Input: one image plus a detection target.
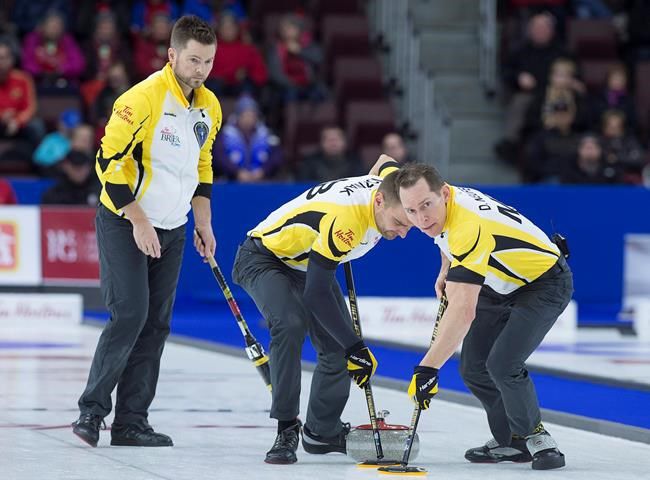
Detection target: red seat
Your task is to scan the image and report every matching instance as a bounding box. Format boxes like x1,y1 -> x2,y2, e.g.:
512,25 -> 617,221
322,15 -> 371,76
580,60 -> 620,93
249,0 -> 303,19
635,61 -> 650,138
568,19 -> 618,60
38,95 -> 82,130
284,101 -> 338,164
315,0 -> 362,16
345,100 -> 395,147
334,57 -> 385,118
359,144 -> 383,170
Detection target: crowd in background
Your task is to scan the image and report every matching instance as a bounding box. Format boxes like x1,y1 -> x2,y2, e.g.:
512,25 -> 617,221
496,0 -> 650,185
0,0 -> 410,206
3,0 -> 650,206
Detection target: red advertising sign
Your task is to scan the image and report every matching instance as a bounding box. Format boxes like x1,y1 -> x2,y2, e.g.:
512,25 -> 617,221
0,221 -> 18,271
40,207 -> 99,285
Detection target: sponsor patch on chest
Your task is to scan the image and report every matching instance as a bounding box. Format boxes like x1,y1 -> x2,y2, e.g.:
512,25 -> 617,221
160,125 -> 181,147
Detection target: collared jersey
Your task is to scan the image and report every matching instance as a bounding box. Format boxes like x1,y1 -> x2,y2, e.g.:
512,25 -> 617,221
248,164 -> 399,271
435,186 -> 560,295
96,63 -> 222,230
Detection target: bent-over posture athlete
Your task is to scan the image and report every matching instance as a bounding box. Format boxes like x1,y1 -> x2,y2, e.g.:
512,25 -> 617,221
232,155 -> 410,464
398,163 -> 572,470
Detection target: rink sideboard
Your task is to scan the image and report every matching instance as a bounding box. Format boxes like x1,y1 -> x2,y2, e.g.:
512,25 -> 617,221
5,180 -> 650,325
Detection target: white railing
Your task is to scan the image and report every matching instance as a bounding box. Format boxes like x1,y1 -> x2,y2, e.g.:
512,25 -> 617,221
479,0 -> 498,94
368,0 -> 450,175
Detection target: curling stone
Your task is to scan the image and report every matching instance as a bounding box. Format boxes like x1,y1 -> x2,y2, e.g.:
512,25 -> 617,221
346,410 -> 419,463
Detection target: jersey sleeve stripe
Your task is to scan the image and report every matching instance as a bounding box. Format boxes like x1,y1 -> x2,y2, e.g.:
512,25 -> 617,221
487,256 -> 530,284
452,226 -> 482,263
263,211 -> 326,236
193,182 -> 212,199
492,234 -> 559,257
378,161 -> 400,177
447,266 -> 485,285
105,182 -> 135,209
309,251 -> 339,270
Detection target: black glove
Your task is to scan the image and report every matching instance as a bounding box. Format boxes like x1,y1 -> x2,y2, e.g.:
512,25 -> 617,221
408,365 -> 439,409
345,341 -> 377,388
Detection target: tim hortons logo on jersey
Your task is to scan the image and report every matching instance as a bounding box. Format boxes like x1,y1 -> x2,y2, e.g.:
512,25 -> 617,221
334,229 -> 355,247
338,178 -> 382,196
0,222 -> 17,271
114,105 -> 134,125
160,125 -> 181,147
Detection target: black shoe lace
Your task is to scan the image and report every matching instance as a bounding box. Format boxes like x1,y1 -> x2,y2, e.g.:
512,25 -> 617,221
271,427 -> 298,451
76,413 -> 106,430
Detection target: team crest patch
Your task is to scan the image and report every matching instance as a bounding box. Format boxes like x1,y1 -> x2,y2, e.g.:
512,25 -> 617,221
194,121 -> 209,147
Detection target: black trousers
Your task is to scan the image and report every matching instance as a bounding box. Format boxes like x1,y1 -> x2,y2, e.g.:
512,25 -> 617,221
78,205 -> 185,428
459,256 -> 574,445
232,237 -> 351,438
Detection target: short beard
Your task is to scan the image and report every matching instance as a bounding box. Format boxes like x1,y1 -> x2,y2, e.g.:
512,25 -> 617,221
172,68 -> 202,91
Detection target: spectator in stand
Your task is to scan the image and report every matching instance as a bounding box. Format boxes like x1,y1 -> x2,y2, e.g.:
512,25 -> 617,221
182,0 -> 248,24
213,95 -> 282,182
133,12 -> 173,81
382,132 -> 414,164
495,13 -> 568,162
21,10 -> 85,91
33,108 -> 81,172
80,11 -> 128,111
75,1 -> 131,42
11,0 -> 70,36
206,12 -> 267,97
298,126 -> 364,182
41,150 -> 101,206
0,37 -> 44,154
268,14 -> 325,102
588,63 -> 636,132
83,11 -> 126,83
574,0 -> 613,18
561,133 -> 621,184
0,179 -> 17,204
93,62 -> 131,133
131,0 -> 179,33
600,109 -> 645,183
525,57 -> 588,136
524,98 -> 580,183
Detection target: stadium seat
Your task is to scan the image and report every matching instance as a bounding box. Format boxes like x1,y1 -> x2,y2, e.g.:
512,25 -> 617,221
38,95 -> 82,130
568,19 -> 618,60
359,144 -> 383,170
635,61 -> 650,138
249,0 -> 304,19
580,60 -> 620,93
314,0 -> 362,16
322,15 -> 372,76
284,101 -> 338,164
345,100 -> 395,147
333,56 -> 385,122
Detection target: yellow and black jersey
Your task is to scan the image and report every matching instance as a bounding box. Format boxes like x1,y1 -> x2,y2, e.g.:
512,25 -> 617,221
248,163 -> 399,271
436,186 -> 560,295
96,63 -> 222,230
